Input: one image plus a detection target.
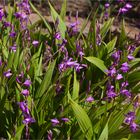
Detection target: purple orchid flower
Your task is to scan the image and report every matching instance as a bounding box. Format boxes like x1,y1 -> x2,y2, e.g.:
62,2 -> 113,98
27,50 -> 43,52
10,44 -> 17,52
120,62 -> 129,73
107,67 -> 117,77
86,96 -> 94,103
0,8 -> 4,21
61,118 -> 69,122
18,101 -> 30,116
21,89 -> 29,96
23,116 -> 35,124
130,122 -> 139,132
124,111 -> 135,125
4,69 -> 12,78
106,84 -> 117,99
23,79 -> 32,87
120,89 -> 131,98
47,130 -> 53,140
105,3 -> 110,8
127,54 -> 134,61
51,118 -> 60,126
16,72 -> 24,84
116,74 -> 123,80
125,3 -> 132,9
32,40 -> 39,47
9,31 -> 16,38
54,32 -> 61,40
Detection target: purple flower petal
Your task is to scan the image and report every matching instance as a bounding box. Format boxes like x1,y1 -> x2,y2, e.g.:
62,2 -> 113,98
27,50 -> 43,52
124,111 -> 135,125
23,116 -> 35,124
18,101 -> 30,115
125,3 -> 132,9
32,40 -> 39,47
47,130 -> 53,140
107,67 -> 116,77
9,31 -> 16,38
10,44 -> 17,52
120,62 -> 129,73
86,96 -> 94,103
0,9 -> 4,20
61,118 -> 69,122
4,69 -> 12,78
23,79 -> 32,87
51,118 -> 59,126
116,74 -> 123,80
54,32 -> 61,40
121,81 -> 129,88
130,122 -> 139,132
105,3 -> 110,8
119,8 -> 128,14
127,55 -> 134,61
120,89 -> 131,98
21,89 -> 29,96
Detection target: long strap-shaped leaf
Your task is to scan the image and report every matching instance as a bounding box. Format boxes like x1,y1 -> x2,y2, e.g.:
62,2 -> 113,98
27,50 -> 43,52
85,56 -> 108,74
98,121 -> 108,140
29,1 -> 52,34
49,2 -> 66,38
60,0 -> 67,20
100,18 -> 114,39
35,60 -> 56,100
72,70 -> 79,103
69,97 -> 93,139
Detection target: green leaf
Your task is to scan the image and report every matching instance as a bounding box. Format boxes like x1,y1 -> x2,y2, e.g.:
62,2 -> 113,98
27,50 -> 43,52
106,37 -> 117,54
31,43 -> 43,77
77,9 -> 95,40
72,70 -> 79,102
108,105 -> 131,135
85,57 -> 108,74
37,85 -> 55,113
7,52 -> 14,69
35,60 -> 56,100
98,122 -> 108,140
129,58 -> 140,68
49,2 -> 66,38
87,15 -> 97,55
69,97 -> 93,139
92,102 -> 116,121
118,20 -> 127,47
29,1 -> 52,33
13,46 -> 20,69
14,124 -> 25,140
128,71 -> 140,83
133,46 -> 140,57
100,18 -> 114,39
60,0 -> 67,20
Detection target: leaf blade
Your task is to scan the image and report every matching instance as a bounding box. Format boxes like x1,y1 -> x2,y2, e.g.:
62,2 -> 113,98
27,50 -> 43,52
85,56 -> 108,74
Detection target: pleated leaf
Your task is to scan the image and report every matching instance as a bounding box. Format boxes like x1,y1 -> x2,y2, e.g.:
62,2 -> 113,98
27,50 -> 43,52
98,122 -> 108,140
49,2 -> 66,38
72,70 -> 79,102
106,37 -> 117,54
35,60 -> 56,100
69,98 -> 93,139
85,57 -> 108,74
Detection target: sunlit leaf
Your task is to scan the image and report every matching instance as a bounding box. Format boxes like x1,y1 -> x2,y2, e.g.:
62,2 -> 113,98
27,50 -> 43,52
49,2 -> 66,38
85,56 -> 108,74
72,70 -> 79,102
